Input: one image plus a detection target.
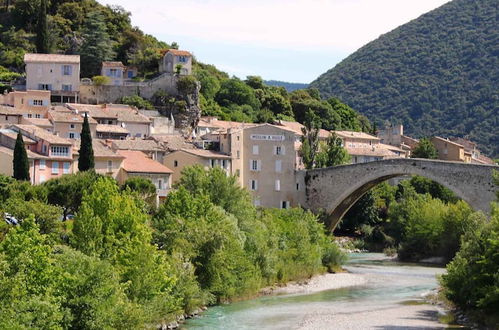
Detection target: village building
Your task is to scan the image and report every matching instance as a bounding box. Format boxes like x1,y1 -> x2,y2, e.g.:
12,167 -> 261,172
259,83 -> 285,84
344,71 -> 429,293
24,54 -> 80,103
431,136 -> 465,162
117,150 -> 173,205
110,138 -> 166,163
71,140 -> 124,180
1,125 -> 75,184
163,148 -> 231,184
0,106 -> 23,125
159,49 -> 192,75
48,110 -> 97,139
101,61 -> 126,86
0,90 -> 51,119
96,124 -> 129,139
377,124 -> 419,156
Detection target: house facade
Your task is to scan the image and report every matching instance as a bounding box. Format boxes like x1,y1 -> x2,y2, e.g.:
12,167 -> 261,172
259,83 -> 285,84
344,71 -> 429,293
431,136 -> 465,162
159,49 -> 192,75
24,54 -> 80,103
101,61 -> 125,86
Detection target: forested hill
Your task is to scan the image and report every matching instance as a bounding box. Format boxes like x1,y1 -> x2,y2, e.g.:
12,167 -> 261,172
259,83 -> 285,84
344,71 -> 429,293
264,80 -> 309,92
310,0 -> 498,157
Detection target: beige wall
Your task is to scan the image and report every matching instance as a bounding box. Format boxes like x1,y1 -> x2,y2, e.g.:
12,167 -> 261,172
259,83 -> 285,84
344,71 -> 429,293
0,114 -> 22,125
123,122 -> 150,138
101,66 -> 124,86
160,53 -> 192,75
431,137 -> 465,162
0,90 -> 50,113
26,62 -> 80,93
236,125 -> 302,209
53,121 -> 97,139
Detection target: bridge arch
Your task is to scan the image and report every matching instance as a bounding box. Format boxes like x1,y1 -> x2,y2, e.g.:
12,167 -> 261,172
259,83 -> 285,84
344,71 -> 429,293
304,159 -> 497,230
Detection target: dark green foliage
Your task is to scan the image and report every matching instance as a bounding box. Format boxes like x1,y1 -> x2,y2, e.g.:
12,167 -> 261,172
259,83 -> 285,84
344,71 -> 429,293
339,191 -> 381,235
311,0 -> 498,157
409,175 -> 458,203
79,10 -> 115,77
215,78 -> 261,112
441,208 -> 499,318
4,198 -> 61,234
176,75 -> 198,96
35,0 -> 49,53
411,137 -> 438,159
120,95 -> 154,110
315,133 -> 351,168
13,131 -> 29,181
78,113 -> 94,171
264,80 -> 309,92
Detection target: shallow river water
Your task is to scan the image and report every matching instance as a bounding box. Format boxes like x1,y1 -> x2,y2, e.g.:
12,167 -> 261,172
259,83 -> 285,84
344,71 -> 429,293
183,253 -> 448,329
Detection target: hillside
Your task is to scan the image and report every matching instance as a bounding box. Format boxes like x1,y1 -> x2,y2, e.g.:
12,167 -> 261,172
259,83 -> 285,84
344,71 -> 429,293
310,0 -> 498,157
264,80 -> 309,92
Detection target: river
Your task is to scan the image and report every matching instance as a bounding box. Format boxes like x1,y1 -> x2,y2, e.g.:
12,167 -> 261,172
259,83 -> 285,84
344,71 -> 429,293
182,253 -> 453,329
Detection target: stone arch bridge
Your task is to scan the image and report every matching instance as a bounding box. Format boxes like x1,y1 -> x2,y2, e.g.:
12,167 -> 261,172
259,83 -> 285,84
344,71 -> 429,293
303,158 -> 498,230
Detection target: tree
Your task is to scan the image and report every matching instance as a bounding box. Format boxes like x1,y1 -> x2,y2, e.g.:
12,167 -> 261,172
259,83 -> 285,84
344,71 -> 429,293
300,110 -> 321,169
79,11 -> 115,77
315,133 -> 351,168
176,75 -> 198,96
35,0 -> 49,53
411,137 -> 438,159
13,131 -> 30,181
120,95 -> 154,110
78,113 -> 94,171
92,75 -> 110,86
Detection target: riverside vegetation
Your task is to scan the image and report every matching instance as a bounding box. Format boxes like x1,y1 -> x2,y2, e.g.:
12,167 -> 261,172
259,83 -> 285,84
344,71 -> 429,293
0,166 -> 345,328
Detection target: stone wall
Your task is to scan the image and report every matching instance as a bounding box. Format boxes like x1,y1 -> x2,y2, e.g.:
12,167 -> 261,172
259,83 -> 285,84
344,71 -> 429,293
79,74 -> 179,104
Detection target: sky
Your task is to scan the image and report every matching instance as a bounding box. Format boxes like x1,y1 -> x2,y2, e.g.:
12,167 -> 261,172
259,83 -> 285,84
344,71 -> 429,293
99,0 -> 451,83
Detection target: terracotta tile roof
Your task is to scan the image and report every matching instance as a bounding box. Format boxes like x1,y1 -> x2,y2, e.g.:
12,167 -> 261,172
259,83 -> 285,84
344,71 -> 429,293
0,106 -> 23,116
118,150 -> 173,174
152,134 -> 195,151
0,129 -> 37,144
334,130 -> 380,141
102,61 -> 125,67
432,136 -> 464,148
105,106 -> 151,123
473,154 -> 496,165
49,111 -> 97,124
65,104 -> 116,119
21,117 -> 53,128
275,120 -> 330,138
346,146 -> 402,157
12,124 -> 73,145
198,117 -> 258,130
164,49 -> 192,57
24,53 -> 80,64
96,124 -> 129,134
180,148 -> 231,159
111,139 -> 163,152
0,145 -> 48,160
92,140 -> 125,158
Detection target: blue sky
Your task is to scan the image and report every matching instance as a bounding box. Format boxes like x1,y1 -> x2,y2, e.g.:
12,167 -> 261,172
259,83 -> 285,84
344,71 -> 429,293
99,0 -> 451,83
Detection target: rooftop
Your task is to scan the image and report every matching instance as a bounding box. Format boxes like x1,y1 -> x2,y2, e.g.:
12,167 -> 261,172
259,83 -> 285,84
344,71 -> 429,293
91,140 -> 124,158
180,148 -> 232,159
102,61 -> 125,67
12,124 -> 73,145
20,117 -> 53,128
0,145 -> 48,160
49,111 -> 97,124
0,129 -> 37,144
111,138 -> 163,151
334,130 -> 380,141
24,53 -> 80,64
152,134 -> 195,151
164,49 -> 192,57
0,106 -> 24,116
432,136 -> 464,148
275,120 -> 330,138
96,124 -> 129,134
118,150 -> 173,174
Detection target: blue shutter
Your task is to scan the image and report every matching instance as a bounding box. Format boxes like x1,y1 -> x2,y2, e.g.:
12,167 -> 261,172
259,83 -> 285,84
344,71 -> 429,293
43,100 -> 49,106
68,66 -> 72,76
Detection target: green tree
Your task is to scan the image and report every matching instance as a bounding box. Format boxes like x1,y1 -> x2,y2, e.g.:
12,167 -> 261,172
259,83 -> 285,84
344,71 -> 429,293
13,131 -> 29,181
78,113 -> 94,171
315,133 -> 351,168
411,137 -> 438,159
92,75 -> 110,86
4,198 -> 61,234
79,10 -> 115,77
300,110 -> 321,169
215,78 -> 260,111
120,95 -> 154,110
176,75 -> 198,96
35,0 -> 49,53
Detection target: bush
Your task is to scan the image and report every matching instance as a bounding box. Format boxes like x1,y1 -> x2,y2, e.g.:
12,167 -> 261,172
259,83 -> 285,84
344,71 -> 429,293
120,95 -> 154,110
176,75 -> 198,95
91,75 -> 110,86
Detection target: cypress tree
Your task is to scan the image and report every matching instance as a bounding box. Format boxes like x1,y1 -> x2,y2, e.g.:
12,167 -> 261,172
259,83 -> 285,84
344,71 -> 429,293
13,131 -> 30,181
78,113 -> 94,171
35,0 -> 50,53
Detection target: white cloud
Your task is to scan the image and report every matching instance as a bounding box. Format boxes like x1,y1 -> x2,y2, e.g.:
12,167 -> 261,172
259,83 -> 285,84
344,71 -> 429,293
101,0 -> 451,52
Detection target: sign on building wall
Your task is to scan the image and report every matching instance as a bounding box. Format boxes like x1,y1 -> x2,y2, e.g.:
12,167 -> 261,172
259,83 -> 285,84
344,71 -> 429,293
250,134 -> 285,141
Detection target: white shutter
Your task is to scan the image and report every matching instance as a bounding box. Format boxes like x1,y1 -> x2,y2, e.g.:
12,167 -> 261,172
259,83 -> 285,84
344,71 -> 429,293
257,160 -> 262,171
275,160 -> 282,172
275,180 -> 280,191
252,145 -> 259,155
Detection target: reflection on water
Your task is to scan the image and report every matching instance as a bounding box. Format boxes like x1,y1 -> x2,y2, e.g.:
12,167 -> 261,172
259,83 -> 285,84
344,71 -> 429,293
183,253 -> 446,329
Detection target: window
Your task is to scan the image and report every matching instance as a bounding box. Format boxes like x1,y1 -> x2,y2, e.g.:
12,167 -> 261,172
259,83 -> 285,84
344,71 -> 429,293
174,160 -> 178,167
281,201 -> 290,209
250,160 -> 260,171
63,162 -> 70,174
52,162 -> 59,174
127,71 -> 134,78
178,56 -> 187,63
222,159 -> 227,168
236,136 -> 240,141
296,183 -> 300,191
42,145 -> 47,154
39,159 -> 46,170
51,146 -> 69,157
69,132 -> 75,139
70,124 -> 75,129
35,114 -> 41,119
109,69 -> 118,77
62,65 -> 72,76
249,179 -> 258,191
27,114 -> 32,118
38,84 -> 52,91
252,145 -> 259,155
33,99 -> 43,106
236,150 -> 240,158
275,180 -> 281,191
275,146 -> 285,155
62,84 -> 72,92
275,160 -> 282,172
107,160 -> 113,173
158,179 -> 163,190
